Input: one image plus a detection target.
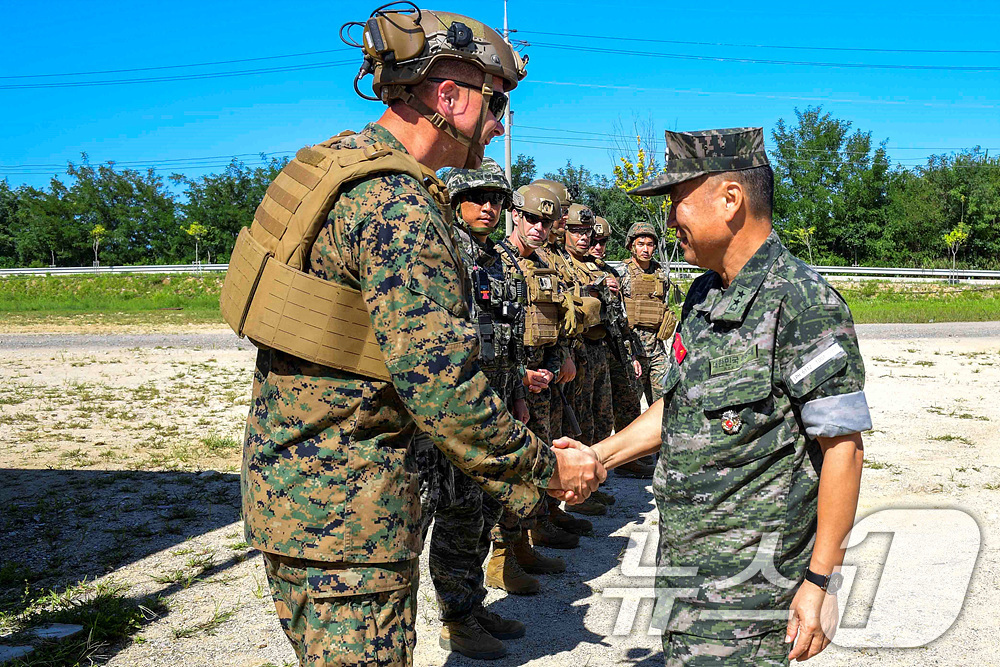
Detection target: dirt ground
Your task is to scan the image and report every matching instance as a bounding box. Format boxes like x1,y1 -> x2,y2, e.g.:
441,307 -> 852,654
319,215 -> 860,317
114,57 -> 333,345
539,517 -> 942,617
1,324 -> 998,666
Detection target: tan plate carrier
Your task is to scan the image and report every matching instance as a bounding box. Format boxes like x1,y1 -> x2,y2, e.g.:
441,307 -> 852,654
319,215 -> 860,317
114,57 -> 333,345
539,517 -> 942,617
219,132 -> 445,382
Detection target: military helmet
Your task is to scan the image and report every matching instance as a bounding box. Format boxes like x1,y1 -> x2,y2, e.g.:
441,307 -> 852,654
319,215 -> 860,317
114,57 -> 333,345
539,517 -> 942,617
626,221 -> 659,248
349,8 -> 526,101
592,216 -> 612,239
345,7 -> 527,169
442,157 -> 511,204
530,179 -> 571,208
512,184 -> 558,220
566,203 -> 595,227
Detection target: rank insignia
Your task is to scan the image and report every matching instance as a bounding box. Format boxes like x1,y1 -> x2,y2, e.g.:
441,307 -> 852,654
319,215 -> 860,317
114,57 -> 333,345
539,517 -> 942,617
721,410 -> 742,435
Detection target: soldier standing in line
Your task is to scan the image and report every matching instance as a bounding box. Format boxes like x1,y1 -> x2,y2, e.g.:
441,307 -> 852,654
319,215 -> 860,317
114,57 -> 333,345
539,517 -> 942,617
585,127 -> 870,665
411,158 -> 542,659
485,184 -> 582,595
527,179 -> 597,539
228,9 -> 605,665
588,217 -> 653,479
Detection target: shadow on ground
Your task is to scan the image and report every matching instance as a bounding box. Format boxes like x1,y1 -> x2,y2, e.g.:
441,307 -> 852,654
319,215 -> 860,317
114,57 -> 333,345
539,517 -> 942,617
0,468 -> 243,664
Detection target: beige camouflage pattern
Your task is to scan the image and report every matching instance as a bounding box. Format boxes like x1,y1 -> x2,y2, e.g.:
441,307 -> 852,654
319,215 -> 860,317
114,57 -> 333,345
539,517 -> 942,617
621,256 -> 671,404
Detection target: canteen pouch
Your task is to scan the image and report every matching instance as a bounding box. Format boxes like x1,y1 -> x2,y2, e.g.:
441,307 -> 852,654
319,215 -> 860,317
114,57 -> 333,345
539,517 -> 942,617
656,307 -> 679,341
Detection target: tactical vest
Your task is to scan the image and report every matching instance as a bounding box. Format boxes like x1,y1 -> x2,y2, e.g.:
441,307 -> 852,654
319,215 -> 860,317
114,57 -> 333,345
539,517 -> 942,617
518,256 -> 561,347
220,131 -> 451,381
462,233 -> 526,375
623,258 -> 668,330
569,255 -> 607,340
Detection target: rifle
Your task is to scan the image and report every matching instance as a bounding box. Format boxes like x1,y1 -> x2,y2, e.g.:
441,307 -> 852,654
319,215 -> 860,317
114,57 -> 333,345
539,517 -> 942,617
557,384 -> 583,437
588,274 -> 640,392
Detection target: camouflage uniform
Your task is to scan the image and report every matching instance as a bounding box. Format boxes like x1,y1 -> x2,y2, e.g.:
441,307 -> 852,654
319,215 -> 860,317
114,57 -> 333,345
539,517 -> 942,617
632,128 -> 872,665
620,256 -> 671,405
566,252 -> 614,446
242,124 -> 554,665
595,261 -> 643,432
414,217 -> 527,622
544,239 -> 576,441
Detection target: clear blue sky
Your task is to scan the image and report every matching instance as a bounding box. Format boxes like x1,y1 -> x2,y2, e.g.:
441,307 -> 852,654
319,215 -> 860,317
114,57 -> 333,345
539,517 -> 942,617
2,0 -> 998,190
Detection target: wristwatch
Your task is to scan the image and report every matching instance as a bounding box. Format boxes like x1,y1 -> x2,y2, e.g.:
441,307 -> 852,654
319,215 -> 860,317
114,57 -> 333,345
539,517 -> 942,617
804,568 -> 844,594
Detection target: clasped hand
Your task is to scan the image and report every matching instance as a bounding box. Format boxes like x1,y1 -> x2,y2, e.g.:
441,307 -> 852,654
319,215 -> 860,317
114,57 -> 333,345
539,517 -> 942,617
545,437 -> 607,504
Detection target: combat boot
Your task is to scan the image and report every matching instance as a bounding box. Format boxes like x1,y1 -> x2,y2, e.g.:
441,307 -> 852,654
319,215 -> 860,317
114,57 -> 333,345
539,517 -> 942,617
566,496 -> 607,516
529,517 -> 580,549
548,504 -> 593,535
472,604 -> 526,639
591,489 -> 616,505
486,542 -> 541,595
615,457 -> 655,479
511,531 -> 566,574
440,614 -> 507,660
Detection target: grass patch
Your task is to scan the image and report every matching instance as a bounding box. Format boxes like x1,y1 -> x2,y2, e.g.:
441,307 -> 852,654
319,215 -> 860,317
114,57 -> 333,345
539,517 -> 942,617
202,434 -> 240,455
171,603 -> 237,639
2,579 -> 166,666
930,434 -> 975,446
837,281 -> 1000,324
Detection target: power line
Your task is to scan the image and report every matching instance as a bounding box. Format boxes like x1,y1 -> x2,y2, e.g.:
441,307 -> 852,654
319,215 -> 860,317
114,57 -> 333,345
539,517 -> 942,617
0,49 -> 355,80
528,41 -> 1000,72
0,60 -> 356,90
516,30 -> 1000,56
525,79 -> 1000,110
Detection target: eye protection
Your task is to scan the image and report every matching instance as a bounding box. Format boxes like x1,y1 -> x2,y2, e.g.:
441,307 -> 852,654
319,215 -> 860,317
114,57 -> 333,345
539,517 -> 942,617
426,77 -> 508,118
462,191 -> 508,208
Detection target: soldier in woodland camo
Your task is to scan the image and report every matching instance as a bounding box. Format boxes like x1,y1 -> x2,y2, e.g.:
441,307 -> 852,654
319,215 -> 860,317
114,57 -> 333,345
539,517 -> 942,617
589,127 -> 871,666
242,9 -> 604,666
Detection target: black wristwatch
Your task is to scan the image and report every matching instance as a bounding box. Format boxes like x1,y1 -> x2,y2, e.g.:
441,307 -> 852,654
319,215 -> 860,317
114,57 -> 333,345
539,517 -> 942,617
804,568 -> 843,594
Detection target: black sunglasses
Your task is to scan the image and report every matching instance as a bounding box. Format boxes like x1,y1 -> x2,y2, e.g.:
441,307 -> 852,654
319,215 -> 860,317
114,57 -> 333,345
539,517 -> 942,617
426,77 -> 508,118
521,211 -> 553,227
461,191 -> 508,208
591,237 -> 609,245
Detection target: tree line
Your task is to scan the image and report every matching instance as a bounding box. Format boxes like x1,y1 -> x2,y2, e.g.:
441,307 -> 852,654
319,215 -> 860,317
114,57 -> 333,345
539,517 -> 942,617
1,106 -> 997,269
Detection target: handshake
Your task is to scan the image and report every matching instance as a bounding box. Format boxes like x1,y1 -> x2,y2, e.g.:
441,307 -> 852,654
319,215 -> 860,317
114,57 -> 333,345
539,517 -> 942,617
545,437 -> 607,504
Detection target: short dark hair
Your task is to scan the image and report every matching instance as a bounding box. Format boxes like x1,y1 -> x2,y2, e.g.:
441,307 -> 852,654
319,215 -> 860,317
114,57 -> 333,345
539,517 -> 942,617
714,165 -> 773,220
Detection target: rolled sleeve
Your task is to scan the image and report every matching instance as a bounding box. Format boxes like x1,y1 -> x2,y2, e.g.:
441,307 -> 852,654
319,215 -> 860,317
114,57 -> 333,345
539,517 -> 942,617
800,390 -> 872,438
777,299 -> 870,438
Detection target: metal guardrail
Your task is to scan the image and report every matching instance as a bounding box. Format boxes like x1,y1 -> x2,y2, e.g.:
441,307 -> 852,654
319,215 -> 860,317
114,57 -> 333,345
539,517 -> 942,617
1,262 -> 998,282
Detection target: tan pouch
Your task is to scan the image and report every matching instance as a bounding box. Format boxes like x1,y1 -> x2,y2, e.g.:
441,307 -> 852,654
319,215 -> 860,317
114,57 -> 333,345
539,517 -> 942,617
579,295 -> 603,329
525,303 -> 560,347
625,297 -> 666,328
656,308 -> 679,341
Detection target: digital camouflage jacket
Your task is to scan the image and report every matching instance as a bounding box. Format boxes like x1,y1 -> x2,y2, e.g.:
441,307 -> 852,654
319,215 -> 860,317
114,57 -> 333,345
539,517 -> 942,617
242,124 -> 555,570
654,231 -> 872,639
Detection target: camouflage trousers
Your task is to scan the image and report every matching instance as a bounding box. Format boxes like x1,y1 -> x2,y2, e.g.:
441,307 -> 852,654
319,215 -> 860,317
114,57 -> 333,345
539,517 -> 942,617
264,553 -> 417,666
414,369 -> 514,621
567,339 -> 611,446
527,383 -> 560,520
664,630 -> 789,666
636,328 -> 669,405
607,346 -> 642,434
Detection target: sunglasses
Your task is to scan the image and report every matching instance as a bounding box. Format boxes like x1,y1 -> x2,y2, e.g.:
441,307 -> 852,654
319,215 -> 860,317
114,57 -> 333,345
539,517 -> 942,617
521,211 -> 553,227
566,226 -> 593,236
591,238 -> 609,246
426,77 -> 508,118
461,191 -> 508,208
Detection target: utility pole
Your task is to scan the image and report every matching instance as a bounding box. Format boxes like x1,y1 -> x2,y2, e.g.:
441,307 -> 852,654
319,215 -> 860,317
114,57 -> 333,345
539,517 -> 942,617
503,0 -> 513,236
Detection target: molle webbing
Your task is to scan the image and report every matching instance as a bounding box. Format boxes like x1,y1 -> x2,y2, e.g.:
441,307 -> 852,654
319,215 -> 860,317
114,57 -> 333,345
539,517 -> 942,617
220,134 -> 445,380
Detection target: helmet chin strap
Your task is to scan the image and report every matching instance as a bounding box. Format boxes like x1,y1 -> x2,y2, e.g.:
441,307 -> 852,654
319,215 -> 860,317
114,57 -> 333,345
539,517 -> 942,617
516,222 -> 544,249
391,70 -> 493,169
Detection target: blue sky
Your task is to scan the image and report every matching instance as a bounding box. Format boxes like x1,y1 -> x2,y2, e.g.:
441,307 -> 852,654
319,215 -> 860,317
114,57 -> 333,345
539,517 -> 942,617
2,0 -> 998,191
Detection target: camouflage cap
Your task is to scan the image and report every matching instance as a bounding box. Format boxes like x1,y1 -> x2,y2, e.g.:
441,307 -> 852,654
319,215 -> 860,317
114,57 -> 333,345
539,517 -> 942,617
442,157 -> 511,204
592,216 -> 612,239
630,127 -> 770,197
565,203 -> 594,227
626,221 -> 659,247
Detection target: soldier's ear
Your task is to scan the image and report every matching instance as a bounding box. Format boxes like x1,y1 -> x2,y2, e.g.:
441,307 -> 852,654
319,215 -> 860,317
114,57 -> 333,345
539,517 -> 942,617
721,179 -> 744,223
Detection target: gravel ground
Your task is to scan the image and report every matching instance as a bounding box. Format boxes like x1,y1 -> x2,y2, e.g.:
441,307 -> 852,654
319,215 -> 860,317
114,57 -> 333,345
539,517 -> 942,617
1,323 -> 997,666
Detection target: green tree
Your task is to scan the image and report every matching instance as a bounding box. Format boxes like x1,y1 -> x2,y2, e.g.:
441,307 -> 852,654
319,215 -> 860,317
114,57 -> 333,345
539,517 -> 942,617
185,221 -> 207,265
91,224 -> 107,266
172,156 -> 286,262
0,180 -> 18,267
511,153 -> 535,189
943,219 -> 970,277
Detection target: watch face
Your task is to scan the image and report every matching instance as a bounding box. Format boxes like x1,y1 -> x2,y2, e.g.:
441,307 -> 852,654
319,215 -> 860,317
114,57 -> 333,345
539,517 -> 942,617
827,572 -> 844,594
